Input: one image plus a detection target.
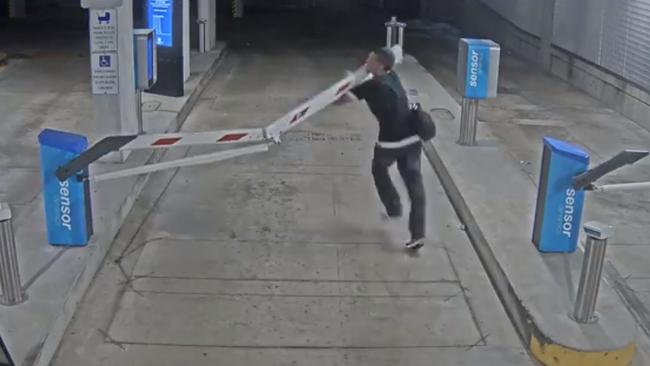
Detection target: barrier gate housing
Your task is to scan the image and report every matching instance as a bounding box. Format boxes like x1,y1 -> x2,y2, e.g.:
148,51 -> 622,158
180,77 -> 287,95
533,136 -> 649,253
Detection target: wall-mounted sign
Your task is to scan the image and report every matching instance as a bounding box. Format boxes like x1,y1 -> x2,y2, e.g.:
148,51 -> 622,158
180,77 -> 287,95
147,0 -> 174,47
89,9 -> 119,95
90,9 -> 117,52
91,52 -> 119,94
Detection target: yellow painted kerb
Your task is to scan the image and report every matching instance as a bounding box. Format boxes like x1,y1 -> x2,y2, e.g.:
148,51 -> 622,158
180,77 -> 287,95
530,334 -> 636,366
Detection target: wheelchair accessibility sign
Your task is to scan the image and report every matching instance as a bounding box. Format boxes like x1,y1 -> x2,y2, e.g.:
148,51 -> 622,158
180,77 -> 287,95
91,52 -> 118,95
89,8 -> 118,95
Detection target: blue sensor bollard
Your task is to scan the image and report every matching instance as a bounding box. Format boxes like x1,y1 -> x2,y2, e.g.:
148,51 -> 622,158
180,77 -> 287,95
456,38 -> 500,146
38,129 -> 93,246
532,137 -> 590,253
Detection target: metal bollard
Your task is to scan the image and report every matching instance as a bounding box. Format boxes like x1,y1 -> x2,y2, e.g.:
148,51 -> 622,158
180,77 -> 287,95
458,98 -> 479,146
136,89 -> 144,135
385,16 -> 406,48
385,16 -> 396,47
572,222 -> 612,323
397,23 -> 405,48
0,203 -> 26,306
197,19 -> 207,53
386,24 -> 393,48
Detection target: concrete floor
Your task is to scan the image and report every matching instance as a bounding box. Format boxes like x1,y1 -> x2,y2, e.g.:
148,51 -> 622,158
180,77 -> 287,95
0,19 -> 228,366
51,12 -> 531,366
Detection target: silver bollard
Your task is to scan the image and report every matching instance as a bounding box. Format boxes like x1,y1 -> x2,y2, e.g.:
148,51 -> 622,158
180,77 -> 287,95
386,24 -> 393,48
385,16 -> 406,48
385,16 -> 396,47
136,89 -> 144,135
0,203 -> 26,306
572,222 -> 612,323
197,19 -> 207,54
386,23 -> 393,47
458,98 -> 479,146
397,23 -> 405,48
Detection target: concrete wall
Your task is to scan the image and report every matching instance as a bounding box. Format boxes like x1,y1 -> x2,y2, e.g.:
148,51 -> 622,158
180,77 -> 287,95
418,0 -> 462,22
461,0 -> 650,133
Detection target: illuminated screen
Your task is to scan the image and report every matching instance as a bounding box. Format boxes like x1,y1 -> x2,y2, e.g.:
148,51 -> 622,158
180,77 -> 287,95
147,0 -> 173,47
147,36 -> 154,81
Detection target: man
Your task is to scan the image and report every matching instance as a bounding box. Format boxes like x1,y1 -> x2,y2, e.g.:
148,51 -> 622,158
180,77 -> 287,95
338,47 -> 425,250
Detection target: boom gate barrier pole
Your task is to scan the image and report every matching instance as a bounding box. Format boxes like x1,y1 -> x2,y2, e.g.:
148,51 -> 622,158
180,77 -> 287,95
46,18 -> 407,245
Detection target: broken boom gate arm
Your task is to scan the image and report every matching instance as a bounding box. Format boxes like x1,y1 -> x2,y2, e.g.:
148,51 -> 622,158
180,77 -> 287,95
55,44 -> 403,183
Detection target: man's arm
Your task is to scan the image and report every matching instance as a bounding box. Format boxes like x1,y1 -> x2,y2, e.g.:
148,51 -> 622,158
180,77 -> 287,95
334,92 -> 358,105
335,79 -> 374,105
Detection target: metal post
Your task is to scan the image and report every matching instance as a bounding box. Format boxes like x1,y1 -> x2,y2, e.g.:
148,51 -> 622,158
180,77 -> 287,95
458,98 -> 479,146
398,25 -> 405,48
0,203 -> 26,306
386,16 -> 398,47
573,222 -> 611,323
197,19 -> 207,53
386,24 -> 393,48
136,89 -> 144,135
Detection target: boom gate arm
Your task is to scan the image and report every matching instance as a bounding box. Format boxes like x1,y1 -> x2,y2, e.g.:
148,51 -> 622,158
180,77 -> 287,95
55,44 -> 403,183
572,149 -> 649,191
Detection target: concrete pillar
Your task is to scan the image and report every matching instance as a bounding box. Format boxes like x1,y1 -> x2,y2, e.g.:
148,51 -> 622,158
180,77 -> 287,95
92,0 -> 138,160
540,0 -> 556,70
8,0 -> 26,18
198,0 -> 217,50
183,0 -> 190,82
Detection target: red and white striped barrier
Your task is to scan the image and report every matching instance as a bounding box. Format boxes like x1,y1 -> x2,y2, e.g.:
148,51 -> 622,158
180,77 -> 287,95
118,129 -> 267,151
265,44 -> 402,141
56,38 -> 404,182
92,143 -> 271,182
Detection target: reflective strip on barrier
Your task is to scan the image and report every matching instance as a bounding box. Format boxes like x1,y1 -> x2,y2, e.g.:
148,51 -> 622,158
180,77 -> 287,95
92,143 -> 271,182
264,44 -> 402,141
119,129 -> 267,150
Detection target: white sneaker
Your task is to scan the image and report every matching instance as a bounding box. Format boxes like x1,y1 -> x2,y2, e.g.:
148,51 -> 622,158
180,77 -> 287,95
405,238 -> 425,250
381,213 -> 400,221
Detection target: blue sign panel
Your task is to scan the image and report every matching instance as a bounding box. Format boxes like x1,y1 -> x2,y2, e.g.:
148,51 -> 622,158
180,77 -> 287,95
464,39 -> 491,99
147,0 -> 173,47
532,137 -> 590,253
38,129 -> 93,246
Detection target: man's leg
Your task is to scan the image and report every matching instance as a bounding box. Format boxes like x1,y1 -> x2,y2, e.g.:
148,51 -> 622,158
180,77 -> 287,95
372,145 -> 402,217
397,143 -> 426,244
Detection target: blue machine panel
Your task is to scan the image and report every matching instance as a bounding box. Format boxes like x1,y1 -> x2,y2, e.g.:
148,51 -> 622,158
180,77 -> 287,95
147,0 -> 173,47
457,39 -> 500,100
38,129 -> 93,246
464,40 -> 490,99
532,137 -> 590,253
147,36 -> 155,80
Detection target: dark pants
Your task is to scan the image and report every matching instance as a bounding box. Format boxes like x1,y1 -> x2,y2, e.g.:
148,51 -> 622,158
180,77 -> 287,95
372,142 -> 426,240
